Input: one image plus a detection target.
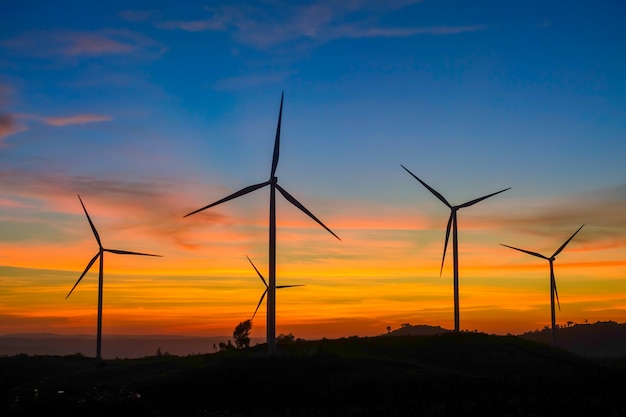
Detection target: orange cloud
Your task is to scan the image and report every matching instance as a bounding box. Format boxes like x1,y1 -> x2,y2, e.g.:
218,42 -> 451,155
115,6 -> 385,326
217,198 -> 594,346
43,114 -> 112,126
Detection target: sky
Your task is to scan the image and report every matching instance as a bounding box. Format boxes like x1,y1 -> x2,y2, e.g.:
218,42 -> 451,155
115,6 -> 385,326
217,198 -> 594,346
1,0 -> 625,343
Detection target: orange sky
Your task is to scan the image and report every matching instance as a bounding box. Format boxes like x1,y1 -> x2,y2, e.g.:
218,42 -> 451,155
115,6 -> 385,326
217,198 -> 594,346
1,188 -> 625,341
2,0 -> 626,348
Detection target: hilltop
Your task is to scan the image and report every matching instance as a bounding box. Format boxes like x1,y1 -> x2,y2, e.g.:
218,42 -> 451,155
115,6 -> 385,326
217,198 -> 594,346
387,321 -> 626,358
2,332 -> 626,416
519,320 -> 626,358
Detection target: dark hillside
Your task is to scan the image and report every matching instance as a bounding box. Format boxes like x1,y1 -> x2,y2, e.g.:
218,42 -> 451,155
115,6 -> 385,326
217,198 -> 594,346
2,333 -> 626,416
519,321 -> 626,358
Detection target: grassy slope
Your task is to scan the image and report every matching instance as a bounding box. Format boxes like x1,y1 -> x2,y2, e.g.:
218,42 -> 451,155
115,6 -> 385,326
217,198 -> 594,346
2,333 -> 626,416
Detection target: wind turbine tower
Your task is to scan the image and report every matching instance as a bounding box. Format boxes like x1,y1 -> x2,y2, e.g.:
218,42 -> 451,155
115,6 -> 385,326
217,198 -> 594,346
401,165 -> 510,332
185,93 -> 339,354
501,224 -> 584,345
66,195 -> 161,360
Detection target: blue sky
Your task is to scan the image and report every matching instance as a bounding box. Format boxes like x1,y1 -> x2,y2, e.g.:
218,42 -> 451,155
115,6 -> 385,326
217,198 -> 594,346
1,1 -> 625,338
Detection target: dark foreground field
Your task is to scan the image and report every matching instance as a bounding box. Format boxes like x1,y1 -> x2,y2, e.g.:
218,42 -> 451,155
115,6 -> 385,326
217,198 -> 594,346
2,333 -> 626,416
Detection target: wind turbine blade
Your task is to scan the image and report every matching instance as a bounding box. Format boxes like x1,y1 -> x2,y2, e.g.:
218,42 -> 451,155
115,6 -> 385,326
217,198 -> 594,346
275,184 -> 341,241
440,213 -> 453,276
105,249 -> 162,257
252,290 -> 267,320
457,187 -> 511,208
66,252 -> 100,299
246,255 -> 267,287
276,285 -> 306,289
500,244 -> 548,260
270,92 -> 284,178
552,268 -> 561,312
184,180 -> 271,217
400,165 -> 451,208
78,195 -> 102,247
552,224 -> 585,258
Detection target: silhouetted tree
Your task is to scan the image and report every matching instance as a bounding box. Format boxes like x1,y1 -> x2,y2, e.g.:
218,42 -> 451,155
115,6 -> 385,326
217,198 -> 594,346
233,319 -> 252,349
276,333 -> 295,344
386,326 -> 392,334
218,340 -> 235,352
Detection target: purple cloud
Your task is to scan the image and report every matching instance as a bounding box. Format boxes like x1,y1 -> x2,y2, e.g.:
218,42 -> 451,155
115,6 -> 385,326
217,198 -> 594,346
153,1 -> 485,49
1,29 -> 167,60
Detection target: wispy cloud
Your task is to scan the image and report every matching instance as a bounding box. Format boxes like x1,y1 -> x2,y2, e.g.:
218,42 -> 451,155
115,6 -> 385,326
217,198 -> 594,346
0,113 -> 26,143
43,114 -> 112,127
151,1 -> 485,49
1,29 -> 167,60
0,83 -> 25,143
485,184 -> 626,251
1,111 -> 112,142
0,168 -> 227,253
118,9 -> 161,23
157,17 -> 227,32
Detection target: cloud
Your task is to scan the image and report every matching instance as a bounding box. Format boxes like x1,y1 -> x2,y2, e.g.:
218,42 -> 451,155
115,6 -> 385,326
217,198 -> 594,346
335,25 -> 486,38
118,9 -> 161,22
157,18 -> 227,32
43,114 -> 112,127
0,168 -> 229,253
0,83 -> 26,143
1,29 -> 167,60
0,111 -> 112,142
483,184 -> 626,251
154,1 -> 485,49
0,113 -> 26,143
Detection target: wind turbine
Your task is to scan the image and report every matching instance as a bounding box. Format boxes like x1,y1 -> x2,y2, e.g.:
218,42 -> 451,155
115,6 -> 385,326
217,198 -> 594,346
184,92 -> 340,354
66,195 -> 161,360
401,164 -> 510,332
246,255 -> 304,321
501,224 -> 584,346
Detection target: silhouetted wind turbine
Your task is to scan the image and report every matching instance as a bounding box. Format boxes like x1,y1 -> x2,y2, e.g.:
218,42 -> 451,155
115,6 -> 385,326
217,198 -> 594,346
246,255 -> 304,321
501,224 -> 584,346
401,164 -> 510,332
185,92 -> 340,354
66,195 -> 161,360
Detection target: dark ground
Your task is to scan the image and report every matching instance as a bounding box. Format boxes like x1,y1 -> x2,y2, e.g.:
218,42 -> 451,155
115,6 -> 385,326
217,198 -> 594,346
2,332 -> 626,416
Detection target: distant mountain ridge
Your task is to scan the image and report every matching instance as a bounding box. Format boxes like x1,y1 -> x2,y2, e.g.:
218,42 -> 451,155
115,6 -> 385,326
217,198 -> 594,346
386,321 -> 626,358
3,320 -> 626,359
0,334 -> 264,359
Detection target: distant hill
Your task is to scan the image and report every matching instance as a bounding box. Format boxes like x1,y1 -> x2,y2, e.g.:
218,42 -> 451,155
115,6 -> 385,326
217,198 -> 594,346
518,321 -> 626,358
0,334 -> 264,359
386,323 -> 450,336
385,321 -> 626,358
2,333 -> 626,416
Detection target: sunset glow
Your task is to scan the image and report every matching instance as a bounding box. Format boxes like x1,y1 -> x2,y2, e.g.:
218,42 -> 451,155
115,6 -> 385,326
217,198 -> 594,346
1,1 -> 625,344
